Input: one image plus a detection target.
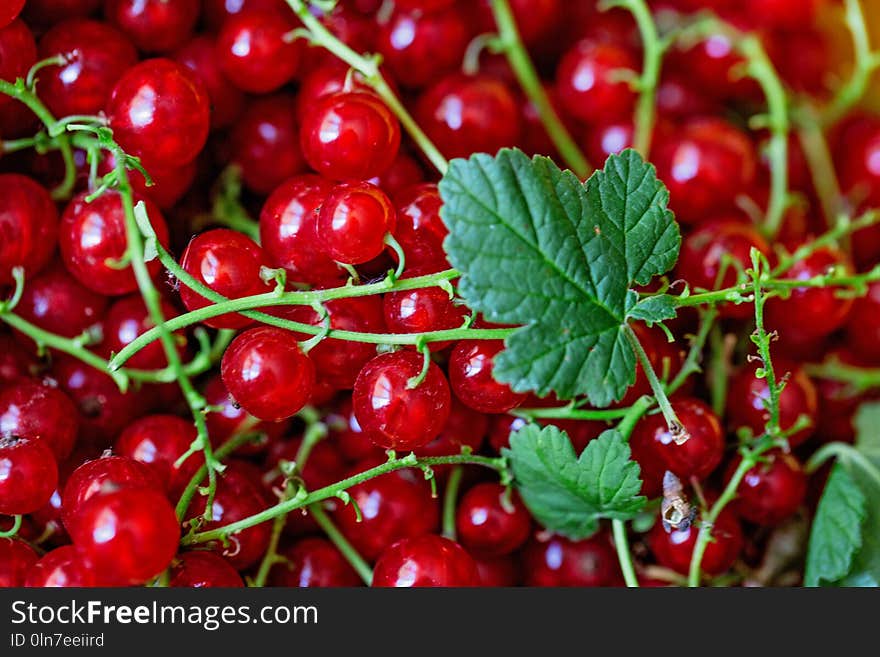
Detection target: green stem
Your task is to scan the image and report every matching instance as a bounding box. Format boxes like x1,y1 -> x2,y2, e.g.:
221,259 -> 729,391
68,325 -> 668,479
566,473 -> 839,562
285,0 -> 448,174
488,0 -> 591,177
616,395 -> 654,440
513,405 -> 633,421
796,109 -> 843,228
309,502 -> 374,585
612,519 -> 638,587
0,515 -> 22,539
442,466 -> 464,540
674,286 -> 749,308
182,453 -> 507,546
666,307 -> 717,395
804,360 -> 880,394
806,442 -> 880,489
749,256 -> 782,437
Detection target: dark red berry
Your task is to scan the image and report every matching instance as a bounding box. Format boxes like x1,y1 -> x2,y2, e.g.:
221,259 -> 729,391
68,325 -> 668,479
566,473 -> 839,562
383,276 -> 467,344
269,537 -> 361,587
25,545 -> 96,587
391,183 -> 449,271
317,182 -> 396,265
174,35 -> 244,129
845,280 -> 880,364
99,295 -> 186,371
649,507 -> 743,576
0,435 -> 58,515
456,483 -> 531,558
415,397 -> 488,459
521,532 -> 621,586
727,450 -> 807,526
449,340 -> 526,414
114,415 -> 201,495
105,0 -> 199,53
0,538 -> 37,587
555,39 -> 637,124
372,535 -> 478,587
0,1 -> 24,28
0,174 -> 58,286
0,20 -> 36,108
202,375 -> 286,453
169,552 -> 244,587
0,378 -> 79,460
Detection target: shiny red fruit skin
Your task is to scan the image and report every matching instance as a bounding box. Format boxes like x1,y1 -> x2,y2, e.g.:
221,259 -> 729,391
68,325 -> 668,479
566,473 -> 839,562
675,218 -> 771,319
456,483 -> 531,558
649,508 -> 743,576
555,40 -> 637,124
202,375 -> 287,454
105,0 -> 199,53
61,455 -> 161,534
259,174 -> 343,287
202,0 -> 285,32
24,545 -> 97,587
653,118 -> 757,225
174,35 -> 244,129
334,461 -> 439,561
179,228 -> 271,330
0,0 -> 24,28
295,60 -> 373,123
352,350 -> 451,450
630,398 -> 724,481
114,414 -> 201,494
23,0 -> 102,24
70,486 -> 179,585
475,0 -> 561,46
99,295 -> 185,371
106,58 -> 210,169
449,341 -> 526,414
726,363 -> 818,447
416,74 -> 522,160
0,174 -> 58,286
300,91 -> 401,181
521,533 -> 622,586
230,94 -> 307,195
727,450 -> 807,526
391,183 -> 449,271
376,7 -> 470,89
0,436 -> 58,515
415,397 -> 488,459
0,20 -> 36,108
845,280 -> 880,364
169,552 -> 244,588
96,150 -> 197,211
317,182 -> 396,265
220,326 -> 316,421
38,19 -> 138,118
59,191 -> 169,296
216,8 -> 300,94
372,535 -> 479,587
0,538 -> 38,587
474,554 -> 521,586
0,336 -> 36,384
269,537 -> 361,587
383,278 -> 467,345
764,247 -> 854,343
0,379 -> 79,460
14,262 -> 107,344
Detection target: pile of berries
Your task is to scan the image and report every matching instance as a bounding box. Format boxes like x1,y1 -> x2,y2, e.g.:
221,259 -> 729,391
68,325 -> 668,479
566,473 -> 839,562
0,0 -> 878,588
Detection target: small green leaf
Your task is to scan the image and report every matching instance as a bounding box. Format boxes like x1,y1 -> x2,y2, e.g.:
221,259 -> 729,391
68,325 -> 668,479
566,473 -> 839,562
439,148 -> 679,406
503,425 -> 646,539
804,463 -> 866,587
627,294 -> 677,323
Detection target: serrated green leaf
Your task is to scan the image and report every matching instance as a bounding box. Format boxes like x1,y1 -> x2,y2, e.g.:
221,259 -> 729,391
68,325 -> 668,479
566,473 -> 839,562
502,425 -> 646,539
804,463 -> 866,587
439,148 -> 679,406
627,294 -> 677,323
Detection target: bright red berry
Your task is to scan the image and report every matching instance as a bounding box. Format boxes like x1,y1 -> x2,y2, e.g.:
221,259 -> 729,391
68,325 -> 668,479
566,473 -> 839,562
99,295 -> 185,371
456,483 -> 531,558
0,538 -> 38,587
0,435 -> 58,515
391,183 -> 449,271
845,280 -> 880,364
555,39 -> 637,124
649,507 -> 743,576
0,1 -> 24,28
169,552 -> 244,587
728,450 -> 807,526
521,532 -> 621,586
174,35 -> 244,129
0,378 -> 79,460
0,174 -> 58,286
114,415 -> 201,495
269,537 -> 361,587
0,20 -> 36,108
372,535 -> 478,587
105,0 -> 199,53
449,341 -> 526,414
317,182 -> 396,265
25,545 -> 97,587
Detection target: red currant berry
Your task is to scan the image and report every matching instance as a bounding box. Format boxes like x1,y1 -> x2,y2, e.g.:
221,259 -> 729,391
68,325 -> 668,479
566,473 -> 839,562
325,399 -> 382,463
475,0 -> 561,46
0,0 -> 24,28
456,483 -> 531,558
372,535 -> 478,587
24,545 -> 97,587
352,350 -> 451,450
376,7 -> 469,88
629,423 -> 667,498
220,326 -> 316,421
487,413 -> 528,454
675,218 -> 771,318
764,247 -> 854,344
391,183 -> 449,271
317,182 -> 396,265
0,174 -> 58,286
23,0 -> 102,24
334,460 -> 439,560
0,336 -> 36,384
269,537 -> 361,587
0,538 -> 37,587
368,151 -> 424,200
295,60 -> 372,123
99,295 -> 185,371
473,555 -> 520,586
383,277 -> 467,344
666,31 -> 760,103
169,552 -> 244,587
38,19 -> 137,118
630,398 -> 724,481
70,486 -> 179,585
300,91 -> 401,181
106,58 -> 210,169
60,191 -> 169,296
216,8 -> 301,94
259,174 -> 343,287
0,435 -> 58,515
174,35 -> 244,129
521,532 -> 621,586
727,450 -> 807,526
96,150 -> 197,211
649,507 -> 743,576
0,20 -> 36,108
202,375 -> 286,452
0,378 -> 79,460
415,397 -> 488,459
178,228 -> 271,330
202,0 -> 285,32
115,415 -> 201,494
416,74 -> 522,159
555,39 -> 637,124
105,0 -> 199,53
726,363 -> 818,447
653,118 -> 757,225
449,340 -> 526,414
845,280 -> 880,364
230,94 -> 307,195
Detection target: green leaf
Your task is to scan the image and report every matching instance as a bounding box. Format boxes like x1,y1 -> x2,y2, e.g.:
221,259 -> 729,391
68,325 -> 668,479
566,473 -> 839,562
804,463 -> 866,587
628,294 -> 677,323
439,148 -> 679,406
503,424 -> 646,539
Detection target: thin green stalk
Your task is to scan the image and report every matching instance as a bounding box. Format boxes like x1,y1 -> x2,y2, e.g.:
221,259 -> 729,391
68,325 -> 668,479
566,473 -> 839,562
309,502 -> 374,585
616,395 -> 654,440
612,519 -> 638,587
749,254 -> 783,437
796,109 -> 843,228
666,307 -> 717,395
804,360 -> 880,394
488,0 -> 591,177
442,466 -> 464,540
0,515 -> 22,539
182,453 -> 507,546
513,405 -> 633,421
285,0 -> 448,174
